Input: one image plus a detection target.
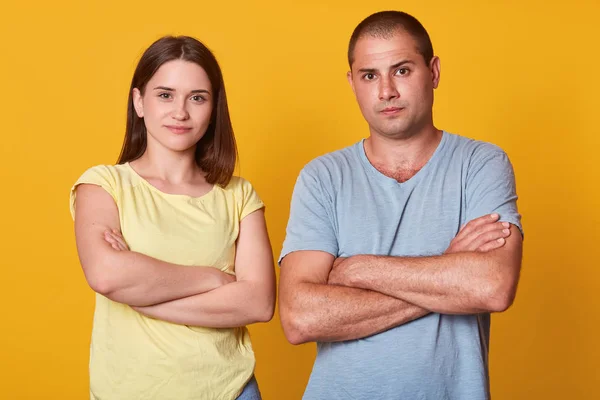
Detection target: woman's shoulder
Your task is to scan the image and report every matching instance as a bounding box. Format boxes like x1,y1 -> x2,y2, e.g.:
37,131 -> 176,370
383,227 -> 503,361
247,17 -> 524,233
219,175 -> 264,218
221,175 -> 257,196
71,163 -> 141,198
75,163 -> 136,184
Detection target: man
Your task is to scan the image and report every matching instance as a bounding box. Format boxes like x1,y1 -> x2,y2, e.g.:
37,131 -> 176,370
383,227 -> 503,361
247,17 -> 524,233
278,10 -> 523,400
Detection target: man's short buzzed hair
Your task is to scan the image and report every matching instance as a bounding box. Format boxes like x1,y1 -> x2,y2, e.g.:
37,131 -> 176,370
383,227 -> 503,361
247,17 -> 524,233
348,11 -> 434,68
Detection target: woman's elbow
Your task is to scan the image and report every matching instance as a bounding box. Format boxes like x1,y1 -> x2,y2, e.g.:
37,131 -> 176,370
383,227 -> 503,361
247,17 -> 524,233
253,292 -> 276,323
85,271 -> 114,296
255,306 -> 275,323
82,259 -> 118,297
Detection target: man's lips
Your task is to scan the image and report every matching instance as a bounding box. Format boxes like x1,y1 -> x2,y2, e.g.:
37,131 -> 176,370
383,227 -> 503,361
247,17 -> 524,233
380,107 -> 404,114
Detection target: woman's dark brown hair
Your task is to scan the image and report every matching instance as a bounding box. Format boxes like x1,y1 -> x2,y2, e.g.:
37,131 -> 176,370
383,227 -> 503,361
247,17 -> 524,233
117,36 -> 237,186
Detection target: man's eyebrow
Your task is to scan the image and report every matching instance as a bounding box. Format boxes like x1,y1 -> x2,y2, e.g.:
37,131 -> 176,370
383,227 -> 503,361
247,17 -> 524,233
357,60 -> 415,74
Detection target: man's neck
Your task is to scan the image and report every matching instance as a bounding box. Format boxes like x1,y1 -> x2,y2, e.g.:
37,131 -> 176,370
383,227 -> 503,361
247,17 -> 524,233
364,127 -> 443,183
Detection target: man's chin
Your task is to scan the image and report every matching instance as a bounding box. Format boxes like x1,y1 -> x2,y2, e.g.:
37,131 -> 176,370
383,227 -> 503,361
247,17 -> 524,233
372,124 -> 415,140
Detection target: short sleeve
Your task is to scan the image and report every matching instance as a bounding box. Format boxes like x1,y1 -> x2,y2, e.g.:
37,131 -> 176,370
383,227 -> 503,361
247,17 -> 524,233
278,165 -> 338,265
465,148 -> 523,237
238,177 -> 265,220
69,165 -> 118,220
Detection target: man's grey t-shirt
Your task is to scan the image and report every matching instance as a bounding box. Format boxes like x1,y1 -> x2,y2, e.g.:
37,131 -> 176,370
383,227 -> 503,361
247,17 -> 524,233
279,131 -> 522,400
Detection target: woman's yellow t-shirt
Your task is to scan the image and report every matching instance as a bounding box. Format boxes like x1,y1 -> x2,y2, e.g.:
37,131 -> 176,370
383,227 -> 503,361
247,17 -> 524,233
69,163 -> 265,400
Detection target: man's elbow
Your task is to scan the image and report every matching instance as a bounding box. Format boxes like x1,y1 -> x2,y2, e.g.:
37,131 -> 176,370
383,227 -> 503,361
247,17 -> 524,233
279,299 -> 307,345
483,277 -> 519,313
281,319 -> 310,346
486,291 -> 515,313
279,304 -> 313,345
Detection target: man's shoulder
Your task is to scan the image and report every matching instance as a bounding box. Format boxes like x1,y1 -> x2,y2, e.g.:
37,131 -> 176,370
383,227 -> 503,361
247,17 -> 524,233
300,141 -> 363,178
444,131 -> 509,163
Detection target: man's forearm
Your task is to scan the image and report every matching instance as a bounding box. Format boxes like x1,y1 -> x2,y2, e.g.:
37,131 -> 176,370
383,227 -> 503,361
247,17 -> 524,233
335,249 -> 519,314
280,282 -> 429,344
93,250 -> 231,307
132,280 -> 275,328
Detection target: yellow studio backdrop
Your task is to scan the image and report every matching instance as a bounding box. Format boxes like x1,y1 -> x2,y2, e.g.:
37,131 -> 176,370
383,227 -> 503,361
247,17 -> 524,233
0,0 -> 598,398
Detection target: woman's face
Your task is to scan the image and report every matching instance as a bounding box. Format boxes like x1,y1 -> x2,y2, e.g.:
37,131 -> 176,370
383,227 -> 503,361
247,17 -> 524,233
133,59 -> 214,154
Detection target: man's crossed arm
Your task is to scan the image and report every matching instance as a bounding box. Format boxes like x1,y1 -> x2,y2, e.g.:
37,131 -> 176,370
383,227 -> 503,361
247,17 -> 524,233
279,214 -> 522,344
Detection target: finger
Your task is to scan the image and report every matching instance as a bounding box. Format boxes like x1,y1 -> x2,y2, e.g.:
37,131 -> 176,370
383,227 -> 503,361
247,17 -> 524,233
110,229 -> 127,244
106,237 -> 124,251
108,231 -> 128,250
468,227 -> 511,251
448,224 -> 511,253
105,232 -> 127,251
464,221 -> 510,242
458,220 -> 508,246
477,237 -> 506,252
455,219 -> 487,241
104,231 -> 117,244
115,240 -> 128,251
114,236 -> 129,251
458,213 -> 500,237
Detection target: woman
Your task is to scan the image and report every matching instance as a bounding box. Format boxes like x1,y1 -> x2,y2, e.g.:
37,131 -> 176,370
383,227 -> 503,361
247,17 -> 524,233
70,36 -> 275,400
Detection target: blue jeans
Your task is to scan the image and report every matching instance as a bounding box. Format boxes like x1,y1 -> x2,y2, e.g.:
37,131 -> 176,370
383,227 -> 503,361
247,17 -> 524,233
236,376 -> 261,400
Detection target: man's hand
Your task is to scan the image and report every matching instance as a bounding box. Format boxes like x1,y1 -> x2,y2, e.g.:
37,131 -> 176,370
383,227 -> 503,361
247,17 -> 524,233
445,213 -> 512,254
328,213 -> 511,286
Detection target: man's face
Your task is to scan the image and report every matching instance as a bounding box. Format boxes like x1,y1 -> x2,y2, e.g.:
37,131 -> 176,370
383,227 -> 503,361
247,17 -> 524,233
348,30 -> 440,139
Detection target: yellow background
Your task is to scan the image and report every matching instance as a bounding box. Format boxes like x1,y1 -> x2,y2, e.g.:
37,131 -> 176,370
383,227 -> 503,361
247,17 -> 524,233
1,0 -> 598,398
